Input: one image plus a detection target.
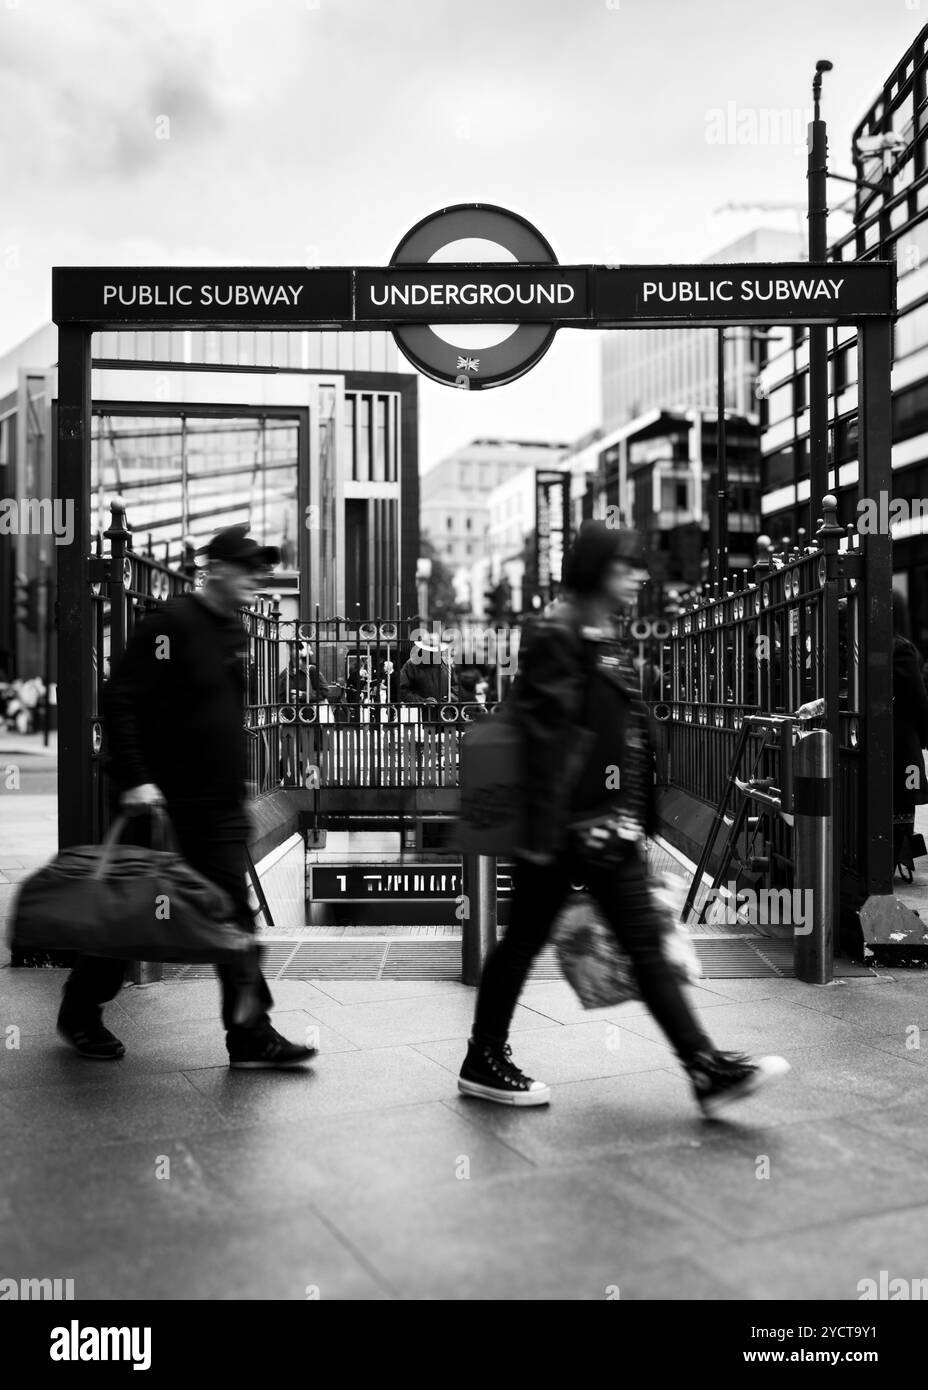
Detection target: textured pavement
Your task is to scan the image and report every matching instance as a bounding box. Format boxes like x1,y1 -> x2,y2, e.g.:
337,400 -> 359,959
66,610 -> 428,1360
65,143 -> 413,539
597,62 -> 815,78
2,967 -> 928,1300
3,732 -> 928,1300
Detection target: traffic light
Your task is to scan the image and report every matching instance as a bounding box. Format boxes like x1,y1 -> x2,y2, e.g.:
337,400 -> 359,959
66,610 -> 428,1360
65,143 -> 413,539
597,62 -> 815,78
14,573 -> 38,633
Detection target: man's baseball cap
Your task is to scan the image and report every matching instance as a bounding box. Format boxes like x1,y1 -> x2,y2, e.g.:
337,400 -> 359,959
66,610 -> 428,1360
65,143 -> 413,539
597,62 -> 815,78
199,524 -> 280,571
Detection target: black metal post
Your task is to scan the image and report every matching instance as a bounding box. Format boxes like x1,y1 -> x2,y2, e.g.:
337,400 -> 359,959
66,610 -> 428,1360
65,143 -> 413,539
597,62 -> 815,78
461,853 -> 498,985
41,556 -> 52,747
857,320 -> 894,900
817,495 -> 844,929
55,326 -> 94,850
716,330 -> 728,588
808,60 -> 832,537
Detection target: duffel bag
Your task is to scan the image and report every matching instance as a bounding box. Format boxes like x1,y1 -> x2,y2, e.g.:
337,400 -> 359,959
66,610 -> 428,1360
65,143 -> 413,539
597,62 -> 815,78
9,807 -> 252,963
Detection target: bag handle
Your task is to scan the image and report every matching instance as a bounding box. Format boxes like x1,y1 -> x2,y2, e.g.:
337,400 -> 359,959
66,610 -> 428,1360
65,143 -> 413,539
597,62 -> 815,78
91,803 -> 176,882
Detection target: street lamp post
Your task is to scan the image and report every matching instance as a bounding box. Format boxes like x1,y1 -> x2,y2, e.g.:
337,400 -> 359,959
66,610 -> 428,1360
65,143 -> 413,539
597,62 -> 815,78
808,59 -> 833,537
716,329 -> 728,589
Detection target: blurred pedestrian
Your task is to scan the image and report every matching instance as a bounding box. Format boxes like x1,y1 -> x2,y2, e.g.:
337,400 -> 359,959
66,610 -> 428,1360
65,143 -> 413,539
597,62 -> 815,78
57,524 -> 317,1069
378,658 -> 398,704
277,639 -> 329,706
399,632 -> 460,720
458,520 -> 790,1118
278,639 -> 328,785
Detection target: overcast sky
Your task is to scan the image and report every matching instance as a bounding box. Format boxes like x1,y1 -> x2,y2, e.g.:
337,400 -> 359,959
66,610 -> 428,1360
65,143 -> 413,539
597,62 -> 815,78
0,0 -> 922,467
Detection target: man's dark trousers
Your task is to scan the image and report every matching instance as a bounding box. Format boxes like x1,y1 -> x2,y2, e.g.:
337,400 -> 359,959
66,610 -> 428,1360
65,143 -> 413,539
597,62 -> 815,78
61,802 -> 274,1048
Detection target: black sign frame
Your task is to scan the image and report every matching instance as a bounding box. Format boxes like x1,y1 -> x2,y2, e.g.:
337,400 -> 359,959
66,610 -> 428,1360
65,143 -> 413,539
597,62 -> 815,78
53,260 -> 894,330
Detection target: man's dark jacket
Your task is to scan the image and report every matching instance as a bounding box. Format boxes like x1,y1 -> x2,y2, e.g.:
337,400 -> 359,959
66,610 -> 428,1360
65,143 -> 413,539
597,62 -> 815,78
507,609 -> 657,859
398,657 -> 460,704
103,594 -> 248,807
277,662 -> 328,704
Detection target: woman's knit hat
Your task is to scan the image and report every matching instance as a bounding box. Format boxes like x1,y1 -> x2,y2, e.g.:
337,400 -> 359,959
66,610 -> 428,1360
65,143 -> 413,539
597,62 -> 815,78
562,520 -> 647,595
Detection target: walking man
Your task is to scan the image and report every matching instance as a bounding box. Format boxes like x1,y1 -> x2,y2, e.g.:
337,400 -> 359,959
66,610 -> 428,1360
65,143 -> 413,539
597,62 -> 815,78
57,524 -> 317,1069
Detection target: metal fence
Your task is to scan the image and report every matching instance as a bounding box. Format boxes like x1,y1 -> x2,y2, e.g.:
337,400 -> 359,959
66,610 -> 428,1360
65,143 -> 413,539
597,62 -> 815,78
657,498 -> 865,911
242,610 -> 507,795
88,503 -> 512,825
87,498 -> 870,916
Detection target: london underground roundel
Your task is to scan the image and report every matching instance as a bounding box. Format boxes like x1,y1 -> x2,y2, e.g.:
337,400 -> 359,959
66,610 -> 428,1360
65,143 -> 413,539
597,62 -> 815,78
390,203 -> 559,390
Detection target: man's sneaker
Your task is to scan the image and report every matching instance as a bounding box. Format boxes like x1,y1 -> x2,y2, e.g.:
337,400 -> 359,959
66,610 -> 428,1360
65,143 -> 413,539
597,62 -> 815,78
57,1014 -> 126,1061
687,1049 -> 790,1120
458,1039 -> 551,1107
228,1028 -> 317,1069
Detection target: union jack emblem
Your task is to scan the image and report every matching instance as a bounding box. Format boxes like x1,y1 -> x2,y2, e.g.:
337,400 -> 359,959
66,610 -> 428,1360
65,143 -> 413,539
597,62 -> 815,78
457,355 -> 480,372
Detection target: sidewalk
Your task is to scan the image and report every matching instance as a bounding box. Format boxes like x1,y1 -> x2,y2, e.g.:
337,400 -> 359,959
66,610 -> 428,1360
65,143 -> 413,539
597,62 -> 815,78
1,967 -> 927,1300
3,733 -> 927,1299
0,731 -> 58,968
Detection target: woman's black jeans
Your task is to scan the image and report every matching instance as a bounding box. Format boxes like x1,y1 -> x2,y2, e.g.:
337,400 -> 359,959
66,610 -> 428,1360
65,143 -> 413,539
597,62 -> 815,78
472,847 -> 711,1064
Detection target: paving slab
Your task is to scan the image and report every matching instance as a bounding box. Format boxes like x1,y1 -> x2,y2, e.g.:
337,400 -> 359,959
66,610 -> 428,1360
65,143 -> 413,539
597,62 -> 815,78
306,979 -> 474,1005
181,1044 -> 456,1124
42,1205 -> 393,1301
301,991 -> 557,1048
305,1160 -> 735,1301
615,996 -> 886,1054
183,1100 -> 535,1214
0,1071 -> 231,1158
608,1115 -> 928,1241
707,1203 -> 928,1301
842,1099 -> 928,1156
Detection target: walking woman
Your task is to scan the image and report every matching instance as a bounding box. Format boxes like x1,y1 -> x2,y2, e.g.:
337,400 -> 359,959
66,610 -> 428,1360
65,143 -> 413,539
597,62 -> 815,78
458,521 -> 790,1119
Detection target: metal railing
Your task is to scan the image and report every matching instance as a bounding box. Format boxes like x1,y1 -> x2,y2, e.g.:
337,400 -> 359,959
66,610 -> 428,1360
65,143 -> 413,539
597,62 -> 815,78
89,503 -> 511,818
656,497 -> 865,914
89,498 -> 869,919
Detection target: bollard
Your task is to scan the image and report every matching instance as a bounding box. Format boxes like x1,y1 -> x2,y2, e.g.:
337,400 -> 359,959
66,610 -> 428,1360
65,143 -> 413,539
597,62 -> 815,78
129,960 -> 163,985
461,853 -> 498,986
793,729 -> 833,984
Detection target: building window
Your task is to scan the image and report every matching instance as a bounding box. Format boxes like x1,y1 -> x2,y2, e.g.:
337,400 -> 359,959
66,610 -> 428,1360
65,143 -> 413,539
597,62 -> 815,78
465,517 -> 472,531
343,396 -> 356,479
356,396 -> 371,482
0,415 -> 12,471
766,381 -> 794,426
372,395 -> 387,482
447,516 -> 453,530
893,218 -> 928,275
895,301 -> 928,359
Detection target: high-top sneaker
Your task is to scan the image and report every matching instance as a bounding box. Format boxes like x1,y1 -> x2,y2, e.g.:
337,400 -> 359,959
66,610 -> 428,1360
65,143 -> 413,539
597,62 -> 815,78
458,1039 -> 551,1106
686,1049 -> 790,1120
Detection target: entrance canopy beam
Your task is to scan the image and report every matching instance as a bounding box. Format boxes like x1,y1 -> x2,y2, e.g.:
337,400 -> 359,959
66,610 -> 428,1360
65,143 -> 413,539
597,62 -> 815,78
52,261 -> 895,333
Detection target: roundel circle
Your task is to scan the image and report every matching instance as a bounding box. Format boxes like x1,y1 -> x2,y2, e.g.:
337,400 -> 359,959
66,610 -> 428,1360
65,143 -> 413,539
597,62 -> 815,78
390,203 -> 558,390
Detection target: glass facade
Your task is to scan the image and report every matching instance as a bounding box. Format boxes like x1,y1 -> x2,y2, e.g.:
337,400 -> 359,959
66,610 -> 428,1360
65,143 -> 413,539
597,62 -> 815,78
90,412 -> 299,568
